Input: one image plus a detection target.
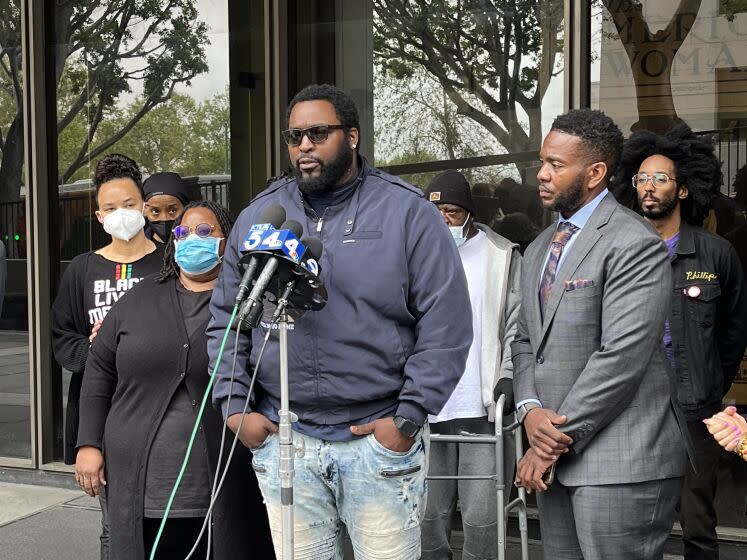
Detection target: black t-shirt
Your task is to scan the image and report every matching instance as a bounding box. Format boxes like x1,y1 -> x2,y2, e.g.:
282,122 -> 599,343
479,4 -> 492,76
84,250 -> 163,327
144,283 -> 212,518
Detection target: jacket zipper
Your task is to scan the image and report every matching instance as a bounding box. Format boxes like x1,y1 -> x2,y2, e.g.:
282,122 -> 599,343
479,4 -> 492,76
316,208 -> 328,233
302,204 -> 326,401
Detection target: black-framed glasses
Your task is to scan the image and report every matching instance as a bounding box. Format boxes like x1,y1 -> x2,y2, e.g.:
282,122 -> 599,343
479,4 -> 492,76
173,223 -> 216,240
281,125 -> 346,146
631,172 -> 680,189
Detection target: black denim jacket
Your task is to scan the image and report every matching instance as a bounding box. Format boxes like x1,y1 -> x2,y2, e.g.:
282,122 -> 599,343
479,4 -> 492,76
668,222 -> 747,420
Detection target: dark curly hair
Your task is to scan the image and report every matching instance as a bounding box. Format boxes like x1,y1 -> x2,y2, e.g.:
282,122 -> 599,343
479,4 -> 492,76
158,200 -> 235,282
551,109 -> 624,182
733,164 -> 747,206
610,122 -> 721,226
93,153 -> 143,200
286,84 -> 361,133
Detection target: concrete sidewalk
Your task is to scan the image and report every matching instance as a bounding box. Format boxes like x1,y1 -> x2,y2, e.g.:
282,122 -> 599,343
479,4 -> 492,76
2,479 -> 746,559
0,482 -> 100,560
0,480 -> 545,560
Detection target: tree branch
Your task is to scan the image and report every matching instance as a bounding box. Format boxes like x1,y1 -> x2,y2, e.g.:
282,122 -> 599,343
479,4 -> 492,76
62,98 -> 107,183
57,73 -> 100,134
441,79 -> 510,148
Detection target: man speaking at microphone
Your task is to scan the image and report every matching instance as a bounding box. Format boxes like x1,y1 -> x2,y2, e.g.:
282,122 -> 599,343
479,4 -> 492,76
207,84 -> 472,559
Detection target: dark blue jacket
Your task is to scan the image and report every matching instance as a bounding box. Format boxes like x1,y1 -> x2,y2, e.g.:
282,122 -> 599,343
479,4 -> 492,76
668,222 -> 747,419
208,161 -> 472,440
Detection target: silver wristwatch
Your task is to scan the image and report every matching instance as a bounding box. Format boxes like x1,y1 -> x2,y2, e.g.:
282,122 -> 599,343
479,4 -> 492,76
516,402 -> 541,424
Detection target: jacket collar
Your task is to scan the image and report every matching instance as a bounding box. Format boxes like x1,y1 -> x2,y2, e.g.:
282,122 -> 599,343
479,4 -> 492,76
298,155 -> 368,216
674,221 -> 696,256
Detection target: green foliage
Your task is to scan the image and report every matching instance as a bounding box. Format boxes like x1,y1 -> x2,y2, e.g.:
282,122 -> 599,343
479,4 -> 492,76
0,84 -> 15,132
0,0 -> 211,200
378,148 -> 443,188
62,89 -> 230,182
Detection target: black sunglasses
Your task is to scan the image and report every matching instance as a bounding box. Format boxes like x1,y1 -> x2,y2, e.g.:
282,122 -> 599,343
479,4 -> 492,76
281,125 -> 346,146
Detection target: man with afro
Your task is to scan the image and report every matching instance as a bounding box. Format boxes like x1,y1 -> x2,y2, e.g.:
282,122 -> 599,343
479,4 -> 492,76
612,122 -> 747,560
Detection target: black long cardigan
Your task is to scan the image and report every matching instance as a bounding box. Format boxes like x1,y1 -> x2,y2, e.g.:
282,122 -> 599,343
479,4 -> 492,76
51,253 -> 100,464
78,275 -> 274,560
51,251 -> 163,464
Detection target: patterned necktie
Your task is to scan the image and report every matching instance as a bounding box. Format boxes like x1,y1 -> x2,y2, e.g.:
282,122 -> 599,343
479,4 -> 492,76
539,221 -> 579,319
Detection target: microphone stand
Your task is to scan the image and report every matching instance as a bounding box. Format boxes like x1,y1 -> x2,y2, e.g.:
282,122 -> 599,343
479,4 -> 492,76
272,281 -> 305,560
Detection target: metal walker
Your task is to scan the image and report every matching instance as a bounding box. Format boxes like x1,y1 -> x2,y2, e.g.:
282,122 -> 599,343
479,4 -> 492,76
427,394 -> 529,560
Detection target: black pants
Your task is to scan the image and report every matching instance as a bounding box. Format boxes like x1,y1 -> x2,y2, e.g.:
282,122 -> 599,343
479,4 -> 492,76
679,419 -> 723,560
143,516 -> 210,559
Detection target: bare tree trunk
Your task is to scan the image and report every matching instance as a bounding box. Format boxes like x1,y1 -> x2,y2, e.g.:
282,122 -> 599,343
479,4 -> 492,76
603,0 -> 702,134
0,115 -> 24,202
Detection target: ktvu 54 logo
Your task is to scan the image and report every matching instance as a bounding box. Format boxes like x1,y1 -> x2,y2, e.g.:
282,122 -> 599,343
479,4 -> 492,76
242,225 -> 306,265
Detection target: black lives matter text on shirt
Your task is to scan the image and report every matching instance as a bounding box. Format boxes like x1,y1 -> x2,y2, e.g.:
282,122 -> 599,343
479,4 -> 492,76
84,251 -> 163,325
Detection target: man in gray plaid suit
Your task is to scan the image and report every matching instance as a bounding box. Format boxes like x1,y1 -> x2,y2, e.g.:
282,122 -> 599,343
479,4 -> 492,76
513,109 -> 688,559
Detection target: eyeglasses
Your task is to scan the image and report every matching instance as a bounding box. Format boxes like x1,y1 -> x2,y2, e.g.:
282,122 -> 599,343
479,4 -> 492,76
438,206 -> 467,217
172,223 -> 216,240
281,125 -> 346,146
631,172 -> 680,189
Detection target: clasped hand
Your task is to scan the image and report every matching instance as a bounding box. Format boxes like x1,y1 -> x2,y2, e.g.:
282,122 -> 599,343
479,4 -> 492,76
703,406 -> 746,452
515,408 -> 572,493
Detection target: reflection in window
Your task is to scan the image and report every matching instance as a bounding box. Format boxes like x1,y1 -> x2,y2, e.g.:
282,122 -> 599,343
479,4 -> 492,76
0,0 -> 31,459
372,0 -> 564,239
592,8 -> 747,524
50,0 -> 229,462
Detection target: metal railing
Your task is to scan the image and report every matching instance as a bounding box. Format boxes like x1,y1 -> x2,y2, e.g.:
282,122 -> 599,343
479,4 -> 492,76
0,176 -> 231,260
696,124 -> 747,197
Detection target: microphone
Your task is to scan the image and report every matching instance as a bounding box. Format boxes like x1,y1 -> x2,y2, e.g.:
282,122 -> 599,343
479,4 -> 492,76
299,237 -> 323,277
239,220 -> 304,326
235,204 -> 286,305
238,233 -> 326,330
267,236 -> 325,323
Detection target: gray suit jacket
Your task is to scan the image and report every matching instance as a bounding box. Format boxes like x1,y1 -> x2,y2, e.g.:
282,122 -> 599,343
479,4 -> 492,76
512,193 -> 687,486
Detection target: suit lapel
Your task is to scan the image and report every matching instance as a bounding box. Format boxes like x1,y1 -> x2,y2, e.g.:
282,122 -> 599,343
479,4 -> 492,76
538,194 -> 616,343
528,226 -> 554,342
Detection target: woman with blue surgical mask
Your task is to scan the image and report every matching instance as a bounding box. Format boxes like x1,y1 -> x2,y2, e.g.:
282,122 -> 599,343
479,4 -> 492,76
51,154 -> 162,559
75,200 -> 274,560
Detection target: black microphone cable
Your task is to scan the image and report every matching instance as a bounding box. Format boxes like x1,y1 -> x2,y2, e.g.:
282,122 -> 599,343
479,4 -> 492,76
203,324 -> 242,559
183,314 -> 280,560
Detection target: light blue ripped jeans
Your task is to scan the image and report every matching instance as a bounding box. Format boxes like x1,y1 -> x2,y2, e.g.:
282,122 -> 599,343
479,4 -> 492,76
251,426 -> 429,560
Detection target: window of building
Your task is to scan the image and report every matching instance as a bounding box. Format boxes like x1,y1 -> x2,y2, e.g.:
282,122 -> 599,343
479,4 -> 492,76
592,0 -> 747,531
47,1 -> 230,463
0,0 -> 31,461
368,0 -> 564,243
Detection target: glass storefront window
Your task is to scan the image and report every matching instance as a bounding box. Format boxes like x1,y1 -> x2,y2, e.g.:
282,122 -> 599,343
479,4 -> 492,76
48,1 -> 230,462
371,0 -> 565,242
591,0 -> 747,392
0,0 -> 31,459
591,0 -> 747,531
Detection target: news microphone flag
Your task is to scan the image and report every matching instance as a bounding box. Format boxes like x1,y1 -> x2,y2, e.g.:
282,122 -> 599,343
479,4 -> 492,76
256,229 -> 306,264
242,222 -> 276,252
243,228 -> 307,265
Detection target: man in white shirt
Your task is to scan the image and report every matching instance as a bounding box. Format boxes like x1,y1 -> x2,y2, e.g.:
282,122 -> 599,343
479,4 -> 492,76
421,171 -> 523,560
